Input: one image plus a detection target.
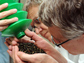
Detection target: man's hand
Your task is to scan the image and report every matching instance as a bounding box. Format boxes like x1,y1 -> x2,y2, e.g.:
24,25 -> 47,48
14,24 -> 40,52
0,3 -> 18,31
5,29 -> 67,63
7,45 -> 58,63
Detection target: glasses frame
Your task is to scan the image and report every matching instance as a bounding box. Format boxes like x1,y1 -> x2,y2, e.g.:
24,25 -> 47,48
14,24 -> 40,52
52,36 -> 71,47
33,17 -> 41,28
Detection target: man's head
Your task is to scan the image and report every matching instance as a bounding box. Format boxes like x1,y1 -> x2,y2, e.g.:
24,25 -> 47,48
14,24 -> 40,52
23,0 -> 52,42
23,0 -> 43,21
39,0 -> 84,39
39,0 -> 84,54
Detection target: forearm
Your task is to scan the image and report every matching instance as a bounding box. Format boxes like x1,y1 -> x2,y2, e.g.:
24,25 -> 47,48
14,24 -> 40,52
45,46 -> 67,63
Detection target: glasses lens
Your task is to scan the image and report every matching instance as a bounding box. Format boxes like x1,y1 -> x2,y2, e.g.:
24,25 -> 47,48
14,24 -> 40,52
34,19 -> 40,24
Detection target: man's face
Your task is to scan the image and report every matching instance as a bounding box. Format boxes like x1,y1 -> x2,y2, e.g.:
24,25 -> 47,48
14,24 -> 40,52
27,6 -> 52,42
27,5 -> 84,55
48,25 -> 84,55
27,6 -> 39,26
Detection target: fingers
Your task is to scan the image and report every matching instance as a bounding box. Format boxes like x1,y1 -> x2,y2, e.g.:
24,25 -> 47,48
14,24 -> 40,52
5,37 -> 18,46
4,42 -> 9,47
13,46 -> 23,63
0,17 -> 18,31
11,41 -> 18,46
9,37 -> 14,41
5,37 -> 14,47
17,52 -> 58,63
7,50 -> 12,57
12,46 -> 16,63
0,3 -> 8,11
0,9 -> 17,19
0,17 -> 18,25
0,4 -> 18,31
5,37 -> 15,46
5,38 -> 12,45
17,51 -> 37,62
7,45 -> 13,58
0,25 -> 8,31
8,45 -> 12,50
25,29 -> 43,41
4,41 -> 10,47
13,46 -> 19,59
25,29 -> 51,49
7,45 -> 22,63
19,35 -> 35,43
35,27 -> 42,34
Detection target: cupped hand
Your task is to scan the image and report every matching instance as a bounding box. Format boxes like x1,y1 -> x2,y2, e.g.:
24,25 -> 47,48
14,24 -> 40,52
6,29 -> 67,63
7,46 -> 25,63
5,33 -> 35,46
17,51 -> 58,63
6,29 -> 55,53
7,45 -> 58,63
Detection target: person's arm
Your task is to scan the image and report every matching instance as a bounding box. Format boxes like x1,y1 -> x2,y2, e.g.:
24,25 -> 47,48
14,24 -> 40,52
5,29 -> 67,63
46,46 -> 67,63
25,29 -> 67,63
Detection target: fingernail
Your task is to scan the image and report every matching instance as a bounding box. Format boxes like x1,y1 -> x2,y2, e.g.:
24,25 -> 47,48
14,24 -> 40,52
14,17 -> 18,21
12,9 -> 17,13
29,40 -> 35,43
32,40 -> 35,43
39,28 -> 42,31
4,3 -> 8,5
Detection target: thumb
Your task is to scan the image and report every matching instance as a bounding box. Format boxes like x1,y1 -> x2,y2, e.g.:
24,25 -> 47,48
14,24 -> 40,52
25,29 -> 43,41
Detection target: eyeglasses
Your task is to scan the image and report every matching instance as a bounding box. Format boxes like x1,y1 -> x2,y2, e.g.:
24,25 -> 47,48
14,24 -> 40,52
52,36 -> 72,47
33,18 -> 74,47
32,17 -> 41,28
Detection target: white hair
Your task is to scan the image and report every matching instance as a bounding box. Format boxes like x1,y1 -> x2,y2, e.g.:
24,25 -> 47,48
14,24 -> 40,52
23,0 -> 43,11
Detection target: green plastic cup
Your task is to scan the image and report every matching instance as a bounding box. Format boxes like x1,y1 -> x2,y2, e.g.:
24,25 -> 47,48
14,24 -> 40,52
0,0 -> 18,5
5,11 -> 28,20
0,3 -> 23,12
0,0 -> 32,39
2,19 -> 32,39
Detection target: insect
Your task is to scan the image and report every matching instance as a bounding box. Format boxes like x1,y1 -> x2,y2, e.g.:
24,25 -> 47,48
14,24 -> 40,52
18,42 -> 45,54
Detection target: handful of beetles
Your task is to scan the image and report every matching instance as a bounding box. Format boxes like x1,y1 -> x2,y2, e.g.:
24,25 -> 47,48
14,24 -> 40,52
18,43 -> 45,54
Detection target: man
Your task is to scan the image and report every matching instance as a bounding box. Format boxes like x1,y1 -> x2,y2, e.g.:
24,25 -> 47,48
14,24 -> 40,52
24,0 -> 84,62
